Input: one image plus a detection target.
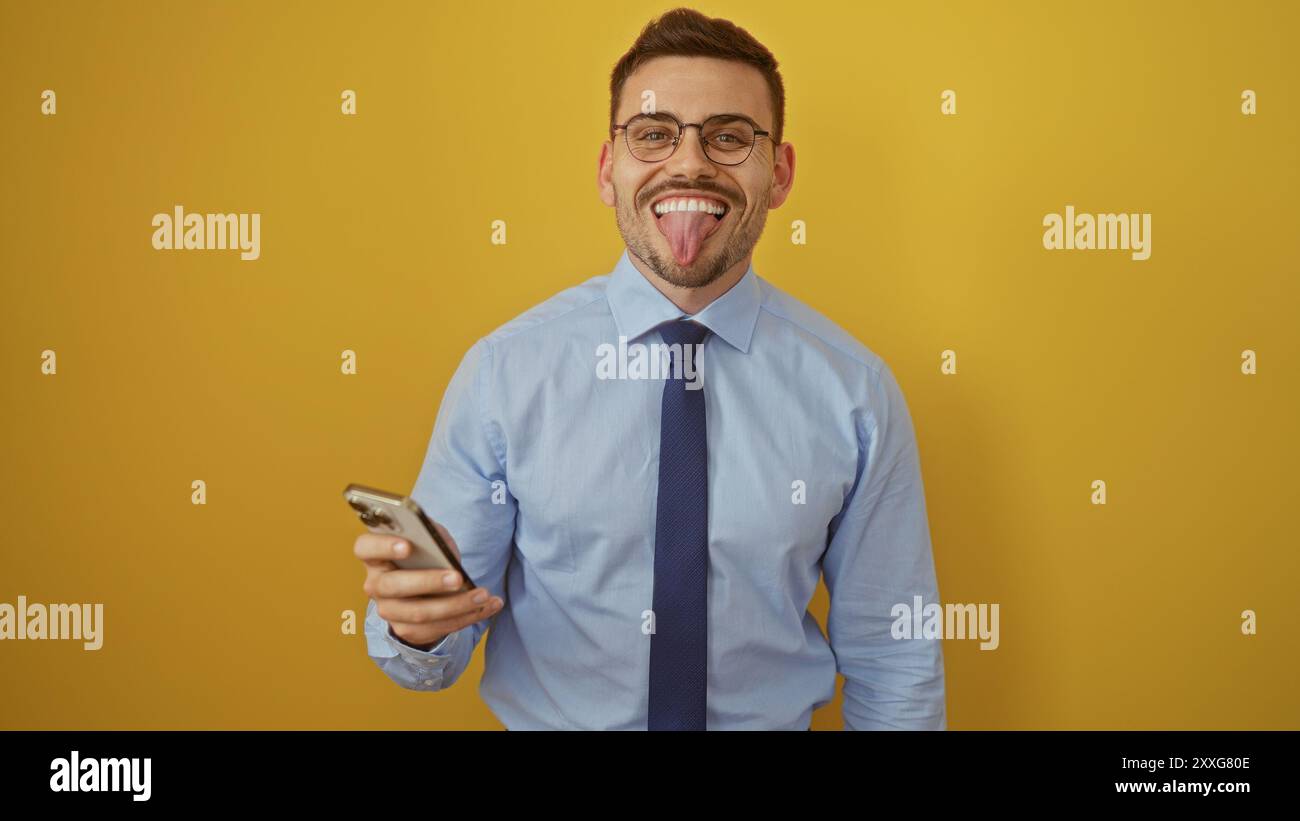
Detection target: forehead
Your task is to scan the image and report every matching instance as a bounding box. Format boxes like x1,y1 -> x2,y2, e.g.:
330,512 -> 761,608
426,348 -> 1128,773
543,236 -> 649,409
619,55 -> 771,127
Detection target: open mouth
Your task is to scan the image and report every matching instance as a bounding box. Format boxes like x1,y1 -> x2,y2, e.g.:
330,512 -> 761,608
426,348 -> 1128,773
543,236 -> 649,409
650,195 -> 729,221
649,195 -> 730,266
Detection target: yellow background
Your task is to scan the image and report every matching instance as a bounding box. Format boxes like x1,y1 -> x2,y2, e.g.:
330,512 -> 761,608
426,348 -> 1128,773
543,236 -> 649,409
1,0 -> 1296,729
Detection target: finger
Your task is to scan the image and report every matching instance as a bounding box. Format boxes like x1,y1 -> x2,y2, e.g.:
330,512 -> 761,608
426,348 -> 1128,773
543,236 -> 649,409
361,561 -> 398,597
386,596 -> 503,637
376,589 -> 501,624
374,567 -> 465,598
354,533 -> 413,562
364,563 -> 462,598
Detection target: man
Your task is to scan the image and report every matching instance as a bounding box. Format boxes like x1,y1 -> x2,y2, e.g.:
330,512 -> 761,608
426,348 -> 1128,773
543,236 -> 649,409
356,7 -> 946,730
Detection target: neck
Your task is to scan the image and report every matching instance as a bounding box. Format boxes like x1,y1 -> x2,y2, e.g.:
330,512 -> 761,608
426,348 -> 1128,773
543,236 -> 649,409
628,251 -> 752,315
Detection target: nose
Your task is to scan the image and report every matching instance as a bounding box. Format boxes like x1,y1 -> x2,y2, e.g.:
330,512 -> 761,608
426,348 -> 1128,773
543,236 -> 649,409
662,125 -> 715,179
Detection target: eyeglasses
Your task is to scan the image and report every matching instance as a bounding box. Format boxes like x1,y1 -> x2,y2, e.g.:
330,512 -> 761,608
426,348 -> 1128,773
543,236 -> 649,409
611,113 -> 771,166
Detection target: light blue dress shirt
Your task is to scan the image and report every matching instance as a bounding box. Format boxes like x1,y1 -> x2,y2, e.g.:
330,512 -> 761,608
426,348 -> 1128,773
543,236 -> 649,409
365,248 -> 946,730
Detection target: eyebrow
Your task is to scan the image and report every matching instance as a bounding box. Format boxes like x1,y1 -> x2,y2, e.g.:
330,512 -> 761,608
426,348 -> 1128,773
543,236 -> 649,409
643,109 -> 762,126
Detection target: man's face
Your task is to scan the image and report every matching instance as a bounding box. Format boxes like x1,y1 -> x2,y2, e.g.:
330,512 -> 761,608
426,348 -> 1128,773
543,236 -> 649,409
599,55 -> 793,290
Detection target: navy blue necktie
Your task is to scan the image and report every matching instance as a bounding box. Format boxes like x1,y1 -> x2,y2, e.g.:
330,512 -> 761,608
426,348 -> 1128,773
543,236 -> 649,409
648,319 -> 712,731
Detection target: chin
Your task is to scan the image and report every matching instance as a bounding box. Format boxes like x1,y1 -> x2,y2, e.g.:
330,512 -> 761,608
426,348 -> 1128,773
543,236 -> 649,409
653,251 -> 731,289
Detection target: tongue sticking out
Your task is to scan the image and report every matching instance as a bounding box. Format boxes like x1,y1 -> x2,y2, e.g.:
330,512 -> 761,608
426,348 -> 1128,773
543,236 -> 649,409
655,210 -> 721,267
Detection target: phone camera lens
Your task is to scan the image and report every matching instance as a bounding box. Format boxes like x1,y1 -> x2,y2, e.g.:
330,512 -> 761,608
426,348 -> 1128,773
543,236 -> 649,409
348,498 -> 396,532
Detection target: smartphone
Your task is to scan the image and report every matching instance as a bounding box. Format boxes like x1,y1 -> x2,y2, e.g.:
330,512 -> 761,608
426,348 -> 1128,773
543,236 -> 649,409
343,483 -> 475,593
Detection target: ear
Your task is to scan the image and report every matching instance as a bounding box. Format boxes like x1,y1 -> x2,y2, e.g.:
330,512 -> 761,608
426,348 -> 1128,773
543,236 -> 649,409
766,141 -> 796,209
597,140 -> 616,207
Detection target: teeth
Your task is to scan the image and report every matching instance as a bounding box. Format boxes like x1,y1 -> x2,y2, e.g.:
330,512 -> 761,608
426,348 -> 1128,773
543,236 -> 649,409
653,197 -> 728,216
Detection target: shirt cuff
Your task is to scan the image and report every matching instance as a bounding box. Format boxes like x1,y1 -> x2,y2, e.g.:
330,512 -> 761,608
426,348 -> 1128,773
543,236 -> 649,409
386,624 -> 457,666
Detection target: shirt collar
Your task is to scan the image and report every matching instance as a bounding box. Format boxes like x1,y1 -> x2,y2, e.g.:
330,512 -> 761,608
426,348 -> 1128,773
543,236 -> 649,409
605,247 -> 761,353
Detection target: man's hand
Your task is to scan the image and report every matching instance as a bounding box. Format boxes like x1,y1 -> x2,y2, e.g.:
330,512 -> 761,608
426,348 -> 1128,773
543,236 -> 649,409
355,522 -> 504,650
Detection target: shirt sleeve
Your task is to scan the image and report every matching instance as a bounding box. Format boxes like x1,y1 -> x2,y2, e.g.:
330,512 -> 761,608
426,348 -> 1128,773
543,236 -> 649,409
821,361 -> 947,729
363,337 -> 516,693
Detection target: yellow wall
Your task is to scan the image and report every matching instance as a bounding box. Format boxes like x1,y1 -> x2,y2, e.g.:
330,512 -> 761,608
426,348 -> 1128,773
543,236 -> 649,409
1,0 -> 1295,729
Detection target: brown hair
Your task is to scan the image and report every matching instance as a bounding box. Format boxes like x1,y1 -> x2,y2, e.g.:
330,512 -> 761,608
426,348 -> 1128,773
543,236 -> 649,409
609,7 -> 785,145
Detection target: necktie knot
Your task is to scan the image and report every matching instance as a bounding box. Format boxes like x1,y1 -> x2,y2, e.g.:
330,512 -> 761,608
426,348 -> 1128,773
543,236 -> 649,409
659,319 -> 712,348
